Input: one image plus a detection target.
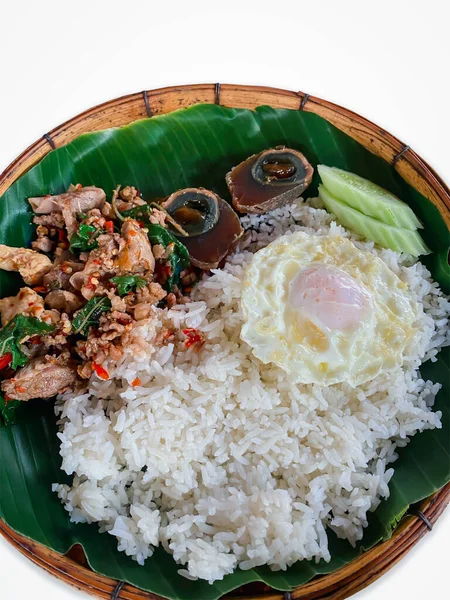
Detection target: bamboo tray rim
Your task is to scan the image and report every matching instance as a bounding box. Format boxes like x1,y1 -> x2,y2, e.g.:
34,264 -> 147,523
2,83 -> 450,208
0,82 -> 449,600
1,485 -> 449,600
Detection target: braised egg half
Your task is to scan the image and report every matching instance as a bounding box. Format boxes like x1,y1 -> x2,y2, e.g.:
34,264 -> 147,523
240,232 -> 418,386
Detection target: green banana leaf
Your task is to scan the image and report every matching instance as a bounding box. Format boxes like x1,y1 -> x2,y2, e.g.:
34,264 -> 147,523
0,104 -> 449,600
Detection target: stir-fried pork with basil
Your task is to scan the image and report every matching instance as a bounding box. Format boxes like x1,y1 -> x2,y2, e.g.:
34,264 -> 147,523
0,183 -> 242,403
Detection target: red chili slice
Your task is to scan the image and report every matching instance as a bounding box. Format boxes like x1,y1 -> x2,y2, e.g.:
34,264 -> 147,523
182,328 -> 205,350
105,220 -> 114,233
85,276 -> 96,290
93,363 -> 109,380
0,353 -> 12,369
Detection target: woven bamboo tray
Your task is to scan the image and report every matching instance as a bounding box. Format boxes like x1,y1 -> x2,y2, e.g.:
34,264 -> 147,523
0,83 -> 449,600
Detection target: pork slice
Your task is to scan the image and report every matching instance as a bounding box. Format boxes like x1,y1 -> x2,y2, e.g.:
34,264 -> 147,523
68,233 -> 121,296
44,290 -> 83,313
1,356 -> 77,401
28,186 -> 106,236
43,261 -> 84,291
32,236 -> 54,253
115,219 -> 155,274
0,244 -> 52,285
0,287 -> 45,325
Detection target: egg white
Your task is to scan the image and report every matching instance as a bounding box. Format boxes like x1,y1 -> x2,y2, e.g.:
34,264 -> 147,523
240,232 -> 418,386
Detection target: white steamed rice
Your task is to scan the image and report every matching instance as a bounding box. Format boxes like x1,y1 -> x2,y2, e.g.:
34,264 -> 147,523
53,198 -> 450,583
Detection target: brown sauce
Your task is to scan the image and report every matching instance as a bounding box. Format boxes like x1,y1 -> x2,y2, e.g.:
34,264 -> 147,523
262,161 -> 296,179
172,206 -> 205,227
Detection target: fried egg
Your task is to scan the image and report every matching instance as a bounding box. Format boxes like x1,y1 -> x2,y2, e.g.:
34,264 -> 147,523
240,232 -> 418,386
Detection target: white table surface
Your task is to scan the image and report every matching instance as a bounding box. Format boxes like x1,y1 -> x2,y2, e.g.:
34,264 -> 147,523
1,1 -> 449,599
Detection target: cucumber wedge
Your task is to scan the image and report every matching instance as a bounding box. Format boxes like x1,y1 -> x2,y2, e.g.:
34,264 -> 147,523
319,185 -> 430,256
318,165 -> 423,230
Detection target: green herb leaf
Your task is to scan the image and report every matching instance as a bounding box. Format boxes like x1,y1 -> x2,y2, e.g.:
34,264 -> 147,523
0,315 -> 55,369
146,223 -> 190,289
110,275 -> 147,296
13,314 -> 55,340
0,392 -> 21,428
122,204 -> 153,221
72,296 -> 112,336
69,223 -> 103,253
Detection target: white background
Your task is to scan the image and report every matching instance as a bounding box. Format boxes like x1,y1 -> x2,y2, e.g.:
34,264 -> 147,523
0,1 -> 449,598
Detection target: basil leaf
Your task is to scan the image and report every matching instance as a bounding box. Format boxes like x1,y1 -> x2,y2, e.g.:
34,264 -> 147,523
72,296 -> 112,336
146,224 -> 190,290
110,275 -> 147,296
121,204 -> 153,221
13,314 -> 56,339
69,223 -> 103,253
0,315 -> 55,370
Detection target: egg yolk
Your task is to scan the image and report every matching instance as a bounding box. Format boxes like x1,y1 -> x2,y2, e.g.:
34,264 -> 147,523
289,266 -> 371,330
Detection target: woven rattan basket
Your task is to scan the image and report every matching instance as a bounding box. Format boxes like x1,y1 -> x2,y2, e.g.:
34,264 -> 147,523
0,83 -> 449,600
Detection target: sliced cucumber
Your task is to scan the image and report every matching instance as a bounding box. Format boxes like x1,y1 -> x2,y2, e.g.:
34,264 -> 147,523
318,165 -> 423,230
319,185 -> 430,256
